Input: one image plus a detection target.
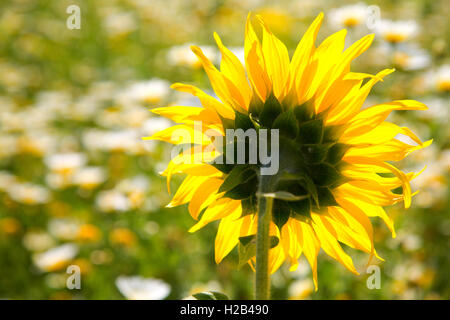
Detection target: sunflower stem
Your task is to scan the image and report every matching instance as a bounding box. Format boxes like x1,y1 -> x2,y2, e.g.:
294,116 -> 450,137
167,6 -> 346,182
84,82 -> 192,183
255,174 -> 274,300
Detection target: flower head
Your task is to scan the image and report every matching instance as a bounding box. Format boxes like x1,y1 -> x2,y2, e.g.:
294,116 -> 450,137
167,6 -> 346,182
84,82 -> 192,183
376,19 -> 418,44
148,13 -> 430,289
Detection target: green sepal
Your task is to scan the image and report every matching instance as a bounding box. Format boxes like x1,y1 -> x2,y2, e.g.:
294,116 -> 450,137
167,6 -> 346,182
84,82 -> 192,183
272,109 -> 299,139
323,125 -> 346,142
326,143 -> 350,164
234,111 -> 255,131
223,176 -> 257,200
241,196 -> 257,217
248,92 -> 264,117
308,163 -> 342,187
288,197 -> 311,217
316,187 -> 338,208
210,156 -> 233,174
298,119 -> 323,144
301,143 -> 333,164
218,165 -> 255,193
293,100 -> 315,123
219,114 -> 236,131
297,174 -> 319,207
259,92 -> 282,128
272,200 -> 291,230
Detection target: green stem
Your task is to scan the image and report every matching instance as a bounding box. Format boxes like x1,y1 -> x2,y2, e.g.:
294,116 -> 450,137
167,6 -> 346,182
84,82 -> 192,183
255,175 -> 274,300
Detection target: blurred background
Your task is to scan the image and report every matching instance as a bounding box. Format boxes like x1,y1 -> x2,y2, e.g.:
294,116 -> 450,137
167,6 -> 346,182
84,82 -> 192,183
0,0 -> 448,300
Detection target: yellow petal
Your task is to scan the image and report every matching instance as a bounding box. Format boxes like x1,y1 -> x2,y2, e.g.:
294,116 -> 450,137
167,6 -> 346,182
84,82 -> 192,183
312,214 -> 359,275
245,14 -> 271,101
191,45 -> 247,112
171,83 -> 235,119
214,32 -> 252,108
152,106 -> 221,126
167,175 -> 212,208
342,100 -> 428,138
189,198 -> 241,233
344,157 -> 412,208
188,178 -> 223,220
257,15 -> 291,100
215,208 -> 244,263
143,124 -> 211,145
298,222 -> 320,290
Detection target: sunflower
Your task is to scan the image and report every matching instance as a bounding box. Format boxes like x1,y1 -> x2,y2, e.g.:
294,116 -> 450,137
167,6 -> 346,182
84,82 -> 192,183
146,13 -> 431,289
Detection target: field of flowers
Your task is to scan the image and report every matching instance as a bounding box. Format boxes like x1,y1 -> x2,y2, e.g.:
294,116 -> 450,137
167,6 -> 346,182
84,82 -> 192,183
0,0 -> 448,300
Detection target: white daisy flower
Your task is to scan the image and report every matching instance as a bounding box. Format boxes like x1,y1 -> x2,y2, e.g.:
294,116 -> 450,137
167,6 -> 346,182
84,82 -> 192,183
116,276 -> 171,300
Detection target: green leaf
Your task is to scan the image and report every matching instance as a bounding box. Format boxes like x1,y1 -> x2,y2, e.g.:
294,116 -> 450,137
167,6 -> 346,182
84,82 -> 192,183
308,163 -> 342,187
298,119 -> 323,144
218,166 -> 255,193
259,92 -> 282,128
238,235 -> 279,268
272,110 -> 298,139
192,291 -> 229,300
209,291 -> 229,300
192,292 -> 216,300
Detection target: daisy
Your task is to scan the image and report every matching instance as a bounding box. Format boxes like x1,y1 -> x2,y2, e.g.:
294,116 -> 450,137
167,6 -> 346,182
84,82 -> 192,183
376,19 -> 418,44
329,3 -> 369,28
116,276 -> 171,300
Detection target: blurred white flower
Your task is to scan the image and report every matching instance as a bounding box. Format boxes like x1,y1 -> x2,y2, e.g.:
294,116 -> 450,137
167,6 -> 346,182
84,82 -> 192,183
121,106 -> 151,128
96,190 -> 130,213
391,45 -> 430,71
0,171 -> 17,191
376,20 -> 418,43
33,244 -> 78,272
45,152 -> 87,175
425,64 -> 450,92
141,117 -> 172,136
167,44 -> 218,68
8,182 -> 50,205
416,98 -> 448,122
116,276 -> 171,300
103,12 -> 137,37
117,79 -> 170,106
116,175 -> 149,209
288,278 -> 314,300
72,166 -> 107,190
48,219 -> 80,241
0,135 -> 17,158
17,131 -> 57,156
83,129 -> 143,154
411,163 -> 447,208
23,230 -> 55,252
329,3 -> 368,28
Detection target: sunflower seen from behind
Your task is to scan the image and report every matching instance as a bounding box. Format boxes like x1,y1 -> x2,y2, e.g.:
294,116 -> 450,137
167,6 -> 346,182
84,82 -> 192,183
145,13 -> 431,291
